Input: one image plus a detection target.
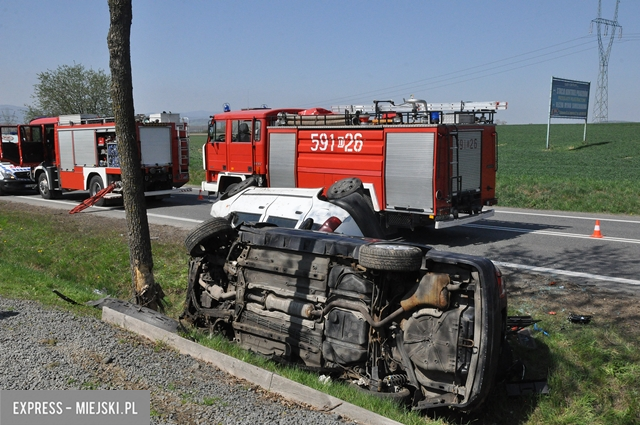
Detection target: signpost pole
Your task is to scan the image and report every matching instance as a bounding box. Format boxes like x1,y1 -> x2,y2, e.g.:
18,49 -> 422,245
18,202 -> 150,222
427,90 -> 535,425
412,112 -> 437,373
546,77 -> 553,150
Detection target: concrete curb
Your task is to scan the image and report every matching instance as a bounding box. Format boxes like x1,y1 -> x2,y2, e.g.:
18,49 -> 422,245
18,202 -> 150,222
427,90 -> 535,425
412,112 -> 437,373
102,307 -> 404,425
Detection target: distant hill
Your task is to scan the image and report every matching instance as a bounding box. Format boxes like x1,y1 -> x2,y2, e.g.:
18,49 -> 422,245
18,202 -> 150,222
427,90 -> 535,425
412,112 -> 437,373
178,110 -> 216,132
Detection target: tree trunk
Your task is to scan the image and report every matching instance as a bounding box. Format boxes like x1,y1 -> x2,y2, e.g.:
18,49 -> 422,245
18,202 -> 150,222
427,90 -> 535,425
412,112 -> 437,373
107,0 -> 164,311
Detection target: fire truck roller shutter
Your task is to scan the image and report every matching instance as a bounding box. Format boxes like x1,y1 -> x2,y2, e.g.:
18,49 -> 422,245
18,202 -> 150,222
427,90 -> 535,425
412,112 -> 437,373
57,130 -> 74,171
268,133 -> 296,187
73,129 -> 98,166
384,132 -> 434,211
139,126 -> 172,166
453,131 -> 482,193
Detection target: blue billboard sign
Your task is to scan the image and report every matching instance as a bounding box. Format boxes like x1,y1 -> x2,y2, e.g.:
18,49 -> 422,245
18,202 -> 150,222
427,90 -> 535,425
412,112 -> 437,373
550,77 -> 590,119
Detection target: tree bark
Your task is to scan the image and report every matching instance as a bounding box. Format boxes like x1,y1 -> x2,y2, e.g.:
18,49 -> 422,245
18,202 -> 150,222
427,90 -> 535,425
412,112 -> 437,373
107,0 -> 164,311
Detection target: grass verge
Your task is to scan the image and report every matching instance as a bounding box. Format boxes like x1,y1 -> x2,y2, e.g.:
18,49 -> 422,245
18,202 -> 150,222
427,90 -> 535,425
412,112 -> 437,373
496,123 -> 640,214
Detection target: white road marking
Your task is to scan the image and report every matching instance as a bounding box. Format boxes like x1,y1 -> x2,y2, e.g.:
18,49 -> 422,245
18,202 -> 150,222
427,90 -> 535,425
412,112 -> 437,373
494,209 -> 640,225
16,196 -> 205,224
16,196 -> 76,206
147,213 -> 203,224
465,223 -> 640,245
494,261 -> 640,286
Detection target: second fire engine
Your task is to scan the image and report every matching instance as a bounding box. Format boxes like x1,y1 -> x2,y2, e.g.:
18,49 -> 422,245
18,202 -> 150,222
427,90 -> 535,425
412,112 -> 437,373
1,112 -> 191,205
201,97 -> 506,229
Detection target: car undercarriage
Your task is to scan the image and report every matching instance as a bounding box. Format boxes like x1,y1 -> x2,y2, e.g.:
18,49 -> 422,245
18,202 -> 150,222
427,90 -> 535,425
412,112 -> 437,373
181,219 -> 508,411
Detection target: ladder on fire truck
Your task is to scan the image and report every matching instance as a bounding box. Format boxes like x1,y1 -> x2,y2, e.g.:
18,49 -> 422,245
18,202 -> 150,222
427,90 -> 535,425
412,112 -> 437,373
332,98 -> 507,125
332,99 -> 507,114
177,119 -> 189,176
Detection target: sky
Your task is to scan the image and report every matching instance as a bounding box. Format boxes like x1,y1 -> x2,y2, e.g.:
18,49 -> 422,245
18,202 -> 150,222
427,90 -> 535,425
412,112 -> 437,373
1,0 -> 638,124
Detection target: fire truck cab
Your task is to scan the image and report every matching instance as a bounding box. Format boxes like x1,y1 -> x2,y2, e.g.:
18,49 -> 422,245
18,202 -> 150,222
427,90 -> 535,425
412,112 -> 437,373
202,98 -> 505,229
202,107 -> 303,194
0,123 -> 47,194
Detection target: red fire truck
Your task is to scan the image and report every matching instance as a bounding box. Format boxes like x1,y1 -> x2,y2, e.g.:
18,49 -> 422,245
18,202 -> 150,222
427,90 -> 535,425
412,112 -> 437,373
6,113 -> 191,204
201,98 -> 506,229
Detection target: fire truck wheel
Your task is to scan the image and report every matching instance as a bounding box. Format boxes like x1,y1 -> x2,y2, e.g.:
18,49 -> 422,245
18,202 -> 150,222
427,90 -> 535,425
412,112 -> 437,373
89,176 -> 107,207
220,176 -> 258,200
358,243 -> 423,272
184,217 -> 235,257
326,177 -> 364,200
38,173 -> 61,200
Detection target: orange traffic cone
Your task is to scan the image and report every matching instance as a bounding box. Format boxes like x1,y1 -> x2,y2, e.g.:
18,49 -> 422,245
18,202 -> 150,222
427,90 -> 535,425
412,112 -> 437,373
197,190 -> 204,201
590,220 -> 603,238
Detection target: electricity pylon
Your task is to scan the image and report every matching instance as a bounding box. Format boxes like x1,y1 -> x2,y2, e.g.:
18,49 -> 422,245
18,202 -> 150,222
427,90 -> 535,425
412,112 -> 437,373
591,0 -> 622,123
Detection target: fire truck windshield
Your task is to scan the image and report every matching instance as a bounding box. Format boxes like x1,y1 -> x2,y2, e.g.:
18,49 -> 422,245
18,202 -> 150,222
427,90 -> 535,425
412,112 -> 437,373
209,120 -> 226,142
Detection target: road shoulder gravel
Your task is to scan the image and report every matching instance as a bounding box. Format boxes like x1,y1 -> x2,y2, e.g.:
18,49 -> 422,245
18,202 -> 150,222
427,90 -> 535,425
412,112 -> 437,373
0,296 -> 364,425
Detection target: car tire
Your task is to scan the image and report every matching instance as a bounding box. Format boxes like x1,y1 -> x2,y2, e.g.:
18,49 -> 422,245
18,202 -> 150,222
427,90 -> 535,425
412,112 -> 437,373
88,175 -> 107,207
185,217 -> 235,257
326,177 -> 364,200
38,172 -> 61,199
219,176 -> 258,200
358,243 -> 423,272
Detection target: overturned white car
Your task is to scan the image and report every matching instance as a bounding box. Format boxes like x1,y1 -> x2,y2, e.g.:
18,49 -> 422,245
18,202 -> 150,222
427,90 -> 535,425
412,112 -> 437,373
182,215 -> 508,411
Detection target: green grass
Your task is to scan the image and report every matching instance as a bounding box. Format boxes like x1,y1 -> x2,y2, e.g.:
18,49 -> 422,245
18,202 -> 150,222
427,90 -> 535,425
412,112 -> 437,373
479,304 -> 640,425
0,206 -> 188,319
496,123 -> 640,214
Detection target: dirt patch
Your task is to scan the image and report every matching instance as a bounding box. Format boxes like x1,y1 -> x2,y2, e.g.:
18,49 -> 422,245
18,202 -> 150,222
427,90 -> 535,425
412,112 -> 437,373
503,270 -> 640,335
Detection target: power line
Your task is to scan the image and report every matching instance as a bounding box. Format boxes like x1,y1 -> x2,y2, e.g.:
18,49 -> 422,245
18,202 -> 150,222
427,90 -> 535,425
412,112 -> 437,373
299,24 -> 636,111
302,35 -> 603,108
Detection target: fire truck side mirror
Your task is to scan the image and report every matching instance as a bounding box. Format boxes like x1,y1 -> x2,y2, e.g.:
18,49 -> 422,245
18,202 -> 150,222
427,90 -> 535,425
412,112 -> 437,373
208,123 -> 216,141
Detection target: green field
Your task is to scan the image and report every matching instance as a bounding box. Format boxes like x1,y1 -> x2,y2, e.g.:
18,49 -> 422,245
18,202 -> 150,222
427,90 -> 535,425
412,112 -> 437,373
496,123 -> 640,215
188,134 -> 206,187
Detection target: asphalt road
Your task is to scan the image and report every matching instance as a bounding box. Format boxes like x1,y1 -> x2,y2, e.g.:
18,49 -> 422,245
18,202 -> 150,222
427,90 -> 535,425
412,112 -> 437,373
5,188 -> 640,289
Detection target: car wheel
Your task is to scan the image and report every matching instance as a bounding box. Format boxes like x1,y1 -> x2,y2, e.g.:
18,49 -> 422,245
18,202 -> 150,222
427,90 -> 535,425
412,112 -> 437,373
0,183 -> 6,196
220,176 -> 258,200
185,217 -> 235,257
88,175 -> 107,207
358,244 -> 423,272
326,177 -> 364,200
38,172 -> 61,199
